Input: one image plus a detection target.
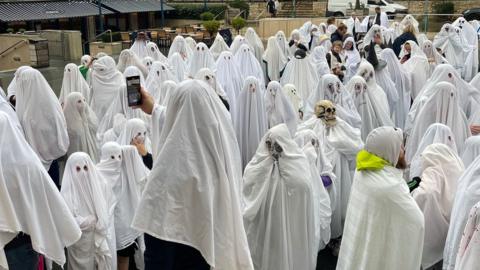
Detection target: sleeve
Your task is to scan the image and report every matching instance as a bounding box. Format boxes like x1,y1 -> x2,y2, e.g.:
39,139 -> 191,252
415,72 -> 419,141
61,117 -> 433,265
326,53 -> 332,68
288,40 -> 295,47
297,43 -> 308,51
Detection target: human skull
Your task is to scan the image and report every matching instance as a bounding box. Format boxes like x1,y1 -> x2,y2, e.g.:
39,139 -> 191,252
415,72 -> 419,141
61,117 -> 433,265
315,100 -> 336,126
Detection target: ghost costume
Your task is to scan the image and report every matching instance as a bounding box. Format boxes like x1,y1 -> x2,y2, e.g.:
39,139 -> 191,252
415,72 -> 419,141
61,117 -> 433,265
262,36 -> 287,82
130,37 -> 148,59
61,153 -> 113,270
343,37 -> 361,82
265,81 -> 297,135
443,156 -> 480,270
405,64 -> 480,134
243,124 -> 317,270
294,129 -> 334,249
185,37 -> 196,53
235,76 -> 268,169
97,66 -> 151,139
337,126 -> 424,270
283,84 -> 303,120
168,36 -> 192,61
108,145 -> 148,258
275,31 -> 290,59
412,144 -> 464,269
146,42 -> 167,63
433,24 -> 469,78
346,76 -> 393,141
187,42 -> 216,78
59,63 -> 91,105
422,40 -> 449,76
311,46 -> 331,78
355,60 -> 391,119
408,123 -> 458,180
210,33 -> 230,61
235,44 -> 266,89
461,136 -> 480,168
280,50 -> 318,100
454,201 -> 480,270
0,111 -> 81,269
102,113 -> 127,145
6,66 -> 32,101
245,28 -> 265,68
216,51 -> 243,119
116,118 -> 151,153
452,17 -> 479,81
406,82 -> 470,161
299,101 -> 363,238
117,49 -> 148,77
194,68 -> 230,112
380,48 -> 411,128
230,35 -> 249,55
306,74 -> 362,129
15,68 -> 69,170
63,92 -> 99,163
90,56 -> 125,121
399,40 -> 429,99
132,80 -> 254,270
168,52 -> 188,82
145,61 -> 177,104
142,57 -> 154,73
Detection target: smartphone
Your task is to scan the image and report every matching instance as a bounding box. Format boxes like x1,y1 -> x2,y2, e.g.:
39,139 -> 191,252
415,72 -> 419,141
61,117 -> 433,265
126,75 -> 142,106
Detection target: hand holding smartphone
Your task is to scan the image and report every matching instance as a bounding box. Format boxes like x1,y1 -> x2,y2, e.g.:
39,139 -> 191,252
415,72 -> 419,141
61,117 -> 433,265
126,76 -> 142,107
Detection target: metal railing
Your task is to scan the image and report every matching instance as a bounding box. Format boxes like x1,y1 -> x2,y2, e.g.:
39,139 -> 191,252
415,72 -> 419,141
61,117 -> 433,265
82,29 -> 113,54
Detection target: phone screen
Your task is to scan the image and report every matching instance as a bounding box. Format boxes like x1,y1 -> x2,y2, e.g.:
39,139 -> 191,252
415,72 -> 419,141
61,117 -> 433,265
126,76 -> 142,106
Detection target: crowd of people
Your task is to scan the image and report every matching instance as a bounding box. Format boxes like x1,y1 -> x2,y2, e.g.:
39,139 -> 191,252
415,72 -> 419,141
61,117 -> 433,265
1,11 -> 480,270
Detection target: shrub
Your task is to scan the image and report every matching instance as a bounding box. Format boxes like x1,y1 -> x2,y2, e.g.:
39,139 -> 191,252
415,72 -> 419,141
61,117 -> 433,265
229,0 -> 250,19
200,12 -> 215,21
169,4 -> 227,20
232,17 -> 247,33
203,20 -> 221,35
432,1 -> 455,21
6,28 -> 14,33
99,32 -> 122,43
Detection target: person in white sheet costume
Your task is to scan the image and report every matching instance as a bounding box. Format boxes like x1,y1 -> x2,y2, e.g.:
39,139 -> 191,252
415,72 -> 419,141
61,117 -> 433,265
116,49 -> 148,77
15,68 -> 69,170
235,44 -> 266,89
216,51 -> 243,120
443,155 -> 480,270
299,100 -> 363,239
132,80 -> 254,270
407,123 -> 458,180
210,33 -> 230,61
337,126 -> 424,270
145,61 -> 177,105
346,76 -> 393,141
281,49 -> 318,101
90,56 -> 125,122
461,136 -> 480,168
145,42 -> 167,63
243,124 -> 317,270
412,144 -> 464,269
130,32 -> 148,59
454,200 -> 480,270
59,63 -> 91,105
63,92 -> 99,163
235,76 -> 268,169
265,81 -> 297,135
187,42 -> 216,78
306,74 -> 362,129
406,82 -> 470,160
0,112 -> 81,270
262,36 -> 287,82
399,40 -> 429,100
61,152 -> 114,270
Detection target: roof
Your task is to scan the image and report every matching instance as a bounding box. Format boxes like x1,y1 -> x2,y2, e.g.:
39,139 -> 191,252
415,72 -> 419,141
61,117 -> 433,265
0,1 -> 113,22
101,0 -> 174,13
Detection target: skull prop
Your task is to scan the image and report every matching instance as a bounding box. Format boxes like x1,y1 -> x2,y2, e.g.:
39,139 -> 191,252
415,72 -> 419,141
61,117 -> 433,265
315,100 -> 336,126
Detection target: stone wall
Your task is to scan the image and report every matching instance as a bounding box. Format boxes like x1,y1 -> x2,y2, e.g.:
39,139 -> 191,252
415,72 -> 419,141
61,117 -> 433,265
395,0 -> 475,15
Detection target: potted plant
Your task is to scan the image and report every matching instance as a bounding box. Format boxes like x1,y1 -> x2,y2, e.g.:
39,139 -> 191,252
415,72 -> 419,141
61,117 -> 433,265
232,17 -> 246,35
203,20 -> 221,36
